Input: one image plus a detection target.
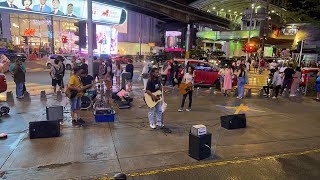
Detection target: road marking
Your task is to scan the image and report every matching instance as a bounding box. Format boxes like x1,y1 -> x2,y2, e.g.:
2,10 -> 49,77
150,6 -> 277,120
216,103 -> 265,114
121,148 -> 320,178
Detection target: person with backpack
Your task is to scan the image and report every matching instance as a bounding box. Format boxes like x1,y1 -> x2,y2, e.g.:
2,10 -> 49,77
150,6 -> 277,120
50,59 -> 63,95
9,59 -> 26,99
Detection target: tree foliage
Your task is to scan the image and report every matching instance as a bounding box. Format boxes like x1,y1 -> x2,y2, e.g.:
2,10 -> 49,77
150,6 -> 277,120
287,0 -> 320,25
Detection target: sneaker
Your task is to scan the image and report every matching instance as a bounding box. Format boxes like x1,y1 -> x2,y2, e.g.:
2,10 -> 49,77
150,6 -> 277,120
156,122 -> 164,127
272,97 -> 277,99
290,94 -> 296,97
59,121 -> 64,126
178,108 -> 183,112
186,108 -> 191,112
72,120 -> 78,125
77,118 -> 86,124
150,123 -> 156,129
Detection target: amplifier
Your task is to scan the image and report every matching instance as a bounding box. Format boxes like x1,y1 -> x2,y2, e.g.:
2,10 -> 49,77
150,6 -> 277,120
29,120 -> 60,139
189,133 -> 212,160
220,114 -> 246,130
46,106 -> 63,121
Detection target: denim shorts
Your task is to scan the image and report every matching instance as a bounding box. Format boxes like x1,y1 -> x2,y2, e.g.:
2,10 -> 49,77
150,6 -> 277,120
70,97 -> 81,111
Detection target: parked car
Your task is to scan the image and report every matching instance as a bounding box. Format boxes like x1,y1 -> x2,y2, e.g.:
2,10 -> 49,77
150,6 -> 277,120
0,73 -> 7,93
0,54 -> 11,73
167,59 -> 237,88
112,55 -> 132,64
299,68 -> 319,93
46,54 -> 80,70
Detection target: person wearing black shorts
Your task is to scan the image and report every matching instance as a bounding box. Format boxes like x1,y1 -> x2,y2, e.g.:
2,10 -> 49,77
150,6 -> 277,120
50,59 -> 63,95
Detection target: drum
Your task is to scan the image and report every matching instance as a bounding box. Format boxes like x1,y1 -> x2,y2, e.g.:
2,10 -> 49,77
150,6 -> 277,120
81,95 -> 92,110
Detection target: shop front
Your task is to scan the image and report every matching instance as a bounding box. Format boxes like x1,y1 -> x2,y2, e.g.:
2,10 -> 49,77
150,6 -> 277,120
0,0 -> 127,58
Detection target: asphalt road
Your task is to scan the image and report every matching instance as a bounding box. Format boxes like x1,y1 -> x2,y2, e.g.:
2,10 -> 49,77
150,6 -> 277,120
126,149 -> 320,180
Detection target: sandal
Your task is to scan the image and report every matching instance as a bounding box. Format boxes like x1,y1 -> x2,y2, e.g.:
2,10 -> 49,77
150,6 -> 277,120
0,133 -> 8,139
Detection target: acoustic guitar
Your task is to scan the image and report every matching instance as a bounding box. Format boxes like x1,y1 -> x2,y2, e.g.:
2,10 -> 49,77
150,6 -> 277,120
179,81 -> 203,95
66,80 -> 104,99
144,90 -> 162,108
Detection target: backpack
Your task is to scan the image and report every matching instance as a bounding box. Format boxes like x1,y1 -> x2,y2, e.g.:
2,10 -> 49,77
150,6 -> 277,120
54,66 -> 63,80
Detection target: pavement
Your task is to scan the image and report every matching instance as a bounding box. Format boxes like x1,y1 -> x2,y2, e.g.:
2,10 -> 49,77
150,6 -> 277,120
0,80 -> 320,180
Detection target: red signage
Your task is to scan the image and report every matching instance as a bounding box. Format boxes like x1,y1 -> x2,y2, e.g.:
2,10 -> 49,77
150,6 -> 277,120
24,29 -> 36,36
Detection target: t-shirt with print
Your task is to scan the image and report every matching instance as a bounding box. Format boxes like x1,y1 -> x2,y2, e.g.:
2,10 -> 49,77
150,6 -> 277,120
68,75 -> 83,98
146,79 -> 161,93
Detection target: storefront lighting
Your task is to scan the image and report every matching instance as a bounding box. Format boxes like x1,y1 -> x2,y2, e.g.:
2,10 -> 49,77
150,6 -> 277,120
252,3 -> 255,7
271,10 -> 275,13
212,7 -> 216,10
221,9 -> 224,11
240,12 -> 243,15
234,11 -> 237,14
228,10 -> 231,12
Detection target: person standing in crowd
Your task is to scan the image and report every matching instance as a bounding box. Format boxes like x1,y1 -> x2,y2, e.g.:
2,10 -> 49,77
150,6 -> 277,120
315,70 -> 320,101
272,67 -> 282,99
178,66 -> 195,112
67,67 -> 86,125
263,73 -> 273,97
50,59 -> 63,95
259,58 -> 266,74
223,64 -> 233,96
80,57 -> 88,71
9,59 -> 26,99
140,61 -> 151,90
103,60 -> 112,91
269,60 -> 277,74
57,56 -> 65,92
125,59 -> 134,91
280,64 -> 295,96
114,61 -> 122,88
81,69 -> 94,87
236,64 -> 247,99
70,56 -> 78,76
160,61 -> 171,86
290,67 -> 302,97
168,62 -> 175,87
253,60 -> 258,73
145,68 -> 163,129
92,56 -> 100,79
171,61 -> 179,87
218,67 -> 225,93
108,59 -> 114,87
245,61 -> 250,72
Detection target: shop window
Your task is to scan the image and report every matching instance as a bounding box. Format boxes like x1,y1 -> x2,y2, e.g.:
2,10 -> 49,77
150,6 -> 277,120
10,17 -> 20,36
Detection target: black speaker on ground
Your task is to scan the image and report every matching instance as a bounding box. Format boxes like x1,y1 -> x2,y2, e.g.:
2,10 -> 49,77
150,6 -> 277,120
189,133 -> 212,160
46,106 -> 63,121
29,120 -> 60,139
220,114 -> 246,130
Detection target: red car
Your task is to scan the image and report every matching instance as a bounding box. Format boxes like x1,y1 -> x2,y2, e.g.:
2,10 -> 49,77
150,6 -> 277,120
0,73 -> 7,93
167,59 -> 237,88
112,55 -> 132,64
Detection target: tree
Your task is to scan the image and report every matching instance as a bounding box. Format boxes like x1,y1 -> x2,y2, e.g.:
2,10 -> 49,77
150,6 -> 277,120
287,0 -> 320,26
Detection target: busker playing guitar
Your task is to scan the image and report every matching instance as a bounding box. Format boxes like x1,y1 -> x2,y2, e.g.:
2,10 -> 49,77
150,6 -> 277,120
178,66 -> 195,112
145,68 -> 164,129
67,67 -> 88,125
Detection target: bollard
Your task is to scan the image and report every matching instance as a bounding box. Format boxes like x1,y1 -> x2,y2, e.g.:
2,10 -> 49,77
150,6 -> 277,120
6,91 -> 14,102
56,91 -> 63,101
258,89 -> 264,98
245,88 -> 252,98
209,87 -> 214,96
233,88 -> 238,97
114,173 -> 127,180
40,91 -> 47,100
196,87 -> 201,96
23,91 -> 31,101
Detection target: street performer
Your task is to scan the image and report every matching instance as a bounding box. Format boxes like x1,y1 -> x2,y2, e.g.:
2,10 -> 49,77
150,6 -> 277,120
145,68 -> 163,129
67,67 -> 86,125
178,66 -> 195,112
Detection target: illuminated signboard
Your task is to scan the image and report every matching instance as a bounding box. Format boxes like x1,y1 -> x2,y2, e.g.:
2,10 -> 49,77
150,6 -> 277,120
0,0 -> 127,24
165,31 -> 184,52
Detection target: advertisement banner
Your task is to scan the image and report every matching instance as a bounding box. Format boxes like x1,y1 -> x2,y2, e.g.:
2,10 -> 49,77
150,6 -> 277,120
165,31 -> 184,52
0,0 -> 126,24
